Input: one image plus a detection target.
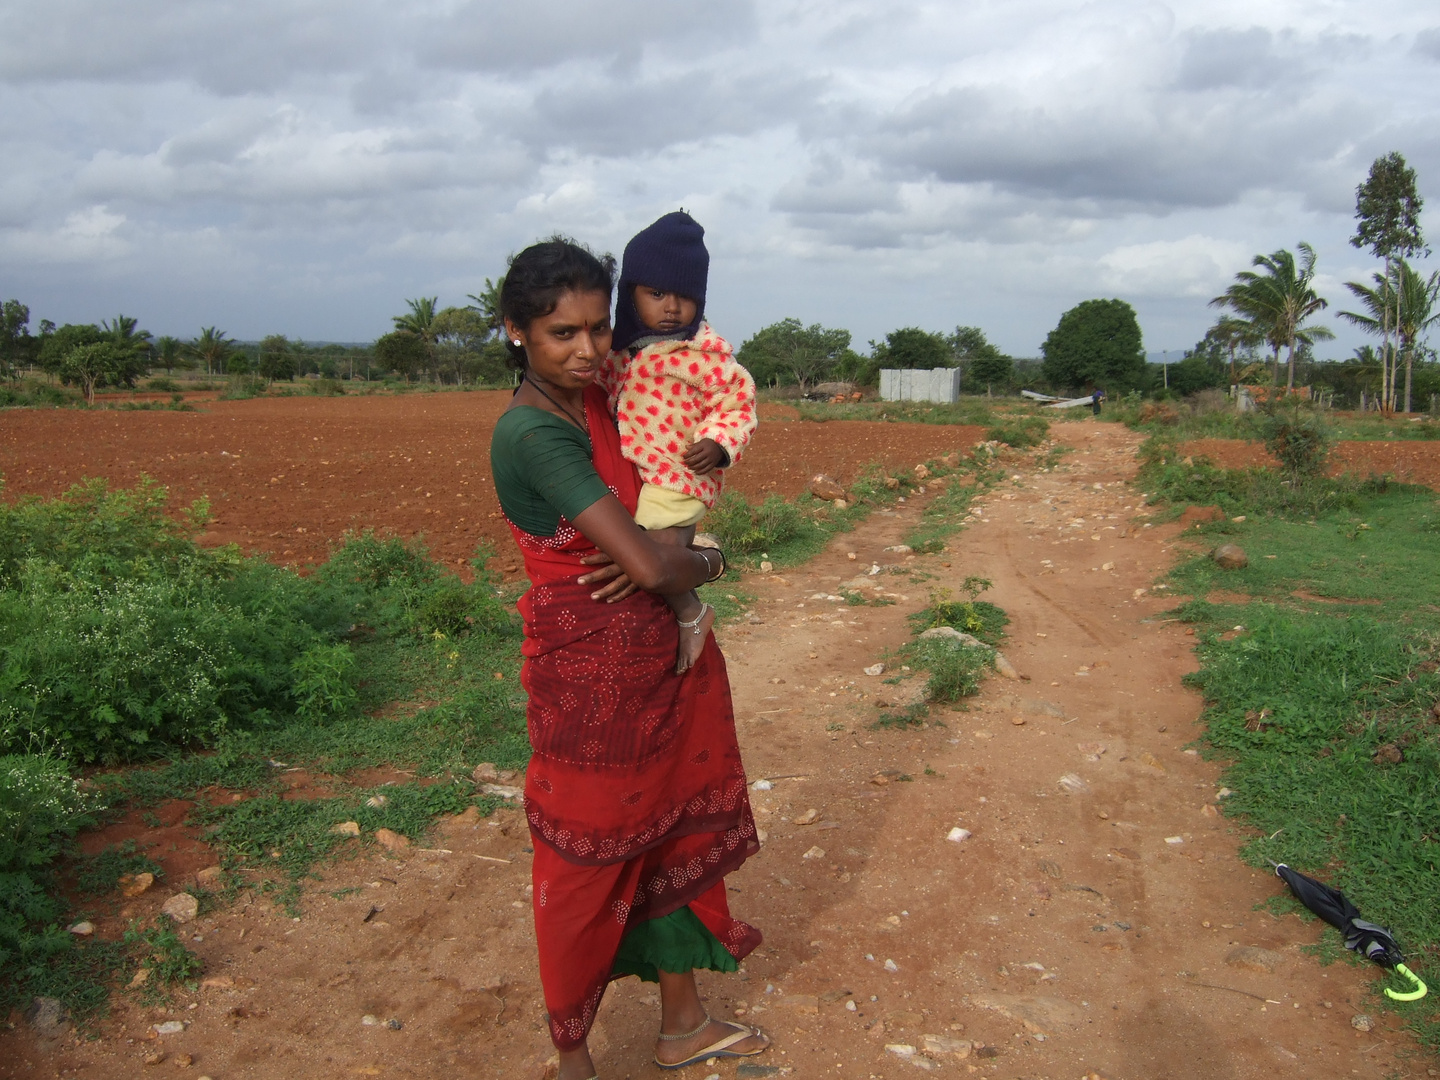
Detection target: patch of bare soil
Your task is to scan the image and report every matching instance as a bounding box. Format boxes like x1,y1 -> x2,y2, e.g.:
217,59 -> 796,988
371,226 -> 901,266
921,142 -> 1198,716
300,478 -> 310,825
4,422 -> 1417,1080
0,393 -> 981,584
1181,436 -> 1440,489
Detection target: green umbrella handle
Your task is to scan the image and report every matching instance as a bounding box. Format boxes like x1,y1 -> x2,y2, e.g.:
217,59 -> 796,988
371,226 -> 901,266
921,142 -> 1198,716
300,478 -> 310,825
1385,963 -> 1427,1002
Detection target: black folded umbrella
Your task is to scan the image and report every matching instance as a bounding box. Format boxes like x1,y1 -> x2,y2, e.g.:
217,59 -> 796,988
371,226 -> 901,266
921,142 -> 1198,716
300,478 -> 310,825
1272,862 -> 1426,1000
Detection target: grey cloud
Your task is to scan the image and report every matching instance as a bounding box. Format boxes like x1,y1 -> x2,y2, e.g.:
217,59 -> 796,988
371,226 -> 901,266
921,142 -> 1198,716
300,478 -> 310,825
1415,28 -> 1440,62
1174,28 -> 1281,91
422,0 -> 758,73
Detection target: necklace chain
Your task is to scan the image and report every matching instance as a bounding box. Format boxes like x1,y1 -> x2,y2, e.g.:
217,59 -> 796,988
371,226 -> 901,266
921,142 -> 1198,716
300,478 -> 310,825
524,374 -> 589,435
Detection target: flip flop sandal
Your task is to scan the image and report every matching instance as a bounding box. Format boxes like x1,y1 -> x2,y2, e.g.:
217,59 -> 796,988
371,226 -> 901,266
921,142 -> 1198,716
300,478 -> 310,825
654,1015 -> 767,1070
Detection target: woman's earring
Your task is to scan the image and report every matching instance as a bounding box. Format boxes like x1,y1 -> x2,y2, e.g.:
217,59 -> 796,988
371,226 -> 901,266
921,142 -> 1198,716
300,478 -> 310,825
513,339 -> 521,346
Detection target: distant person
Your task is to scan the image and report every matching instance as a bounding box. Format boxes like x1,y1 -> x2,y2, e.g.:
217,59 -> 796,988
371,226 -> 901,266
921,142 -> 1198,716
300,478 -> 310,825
600,211 -> 757,674
489,237 -> 768,1080
1091,387 -> 1105,416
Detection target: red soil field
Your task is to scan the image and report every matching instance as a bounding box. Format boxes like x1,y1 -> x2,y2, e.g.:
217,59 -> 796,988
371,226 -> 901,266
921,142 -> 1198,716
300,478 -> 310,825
1179,436 -> 1440,489
0,394 -> 984,578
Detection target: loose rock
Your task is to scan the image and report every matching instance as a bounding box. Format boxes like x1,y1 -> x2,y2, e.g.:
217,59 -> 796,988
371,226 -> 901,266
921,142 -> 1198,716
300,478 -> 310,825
922,1034 -> 972,1057
1351,1013 -> 1375,1032
913,464 -> 930,480
67,921 -> 94,936
1213,544 -> 1248,570
792,808 -> 820,825
161,893 -> 199,924
883,958 -> 899,972
24,996 -> 67,1037
118,871 -> 154,897
472,762 -> 499,783
863,663 -> 885,676
1057,773 -> 1090,794
193,865 -> 223,889
144,1050 -> 167,1066
330,820 -> 362,837
801,845 -> 826,860
1373,743 -> 1404,765
970,993 -> 1085,1035
153,1021 -> 186,1035
946,827 -> 971,843
374,828 -> 411,853
808,474 -> 846,501
172,1053 -> 194,1067
993,652 -> 1019,680
479,783 -> 523,800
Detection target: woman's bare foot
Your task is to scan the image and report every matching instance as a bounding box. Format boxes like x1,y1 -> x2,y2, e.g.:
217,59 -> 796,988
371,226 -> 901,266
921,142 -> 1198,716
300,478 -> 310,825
654,1017 -> 769,1067
675,603 -> 714,675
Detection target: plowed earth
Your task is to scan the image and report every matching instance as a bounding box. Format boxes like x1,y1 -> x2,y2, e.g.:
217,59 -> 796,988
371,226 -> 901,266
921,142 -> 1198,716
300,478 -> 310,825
0,394 -> 984,580
2,409 -> 1428,1079
1179,436 -> 1440,489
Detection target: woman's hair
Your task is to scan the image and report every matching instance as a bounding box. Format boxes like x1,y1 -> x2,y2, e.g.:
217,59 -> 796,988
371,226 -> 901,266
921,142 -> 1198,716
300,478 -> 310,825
499,236 -> 616,369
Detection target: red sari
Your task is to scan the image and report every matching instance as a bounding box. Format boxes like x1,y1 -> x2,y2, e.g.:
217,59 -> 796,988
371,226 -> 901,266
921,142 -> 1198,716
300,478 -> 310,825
505,386 -> 761,1051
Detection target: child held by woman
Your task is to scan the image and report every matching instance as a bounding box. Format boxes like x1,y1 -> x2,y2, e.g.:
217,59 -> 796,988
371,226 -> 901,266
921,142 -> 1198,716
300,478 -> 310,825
600,211 -> 757,673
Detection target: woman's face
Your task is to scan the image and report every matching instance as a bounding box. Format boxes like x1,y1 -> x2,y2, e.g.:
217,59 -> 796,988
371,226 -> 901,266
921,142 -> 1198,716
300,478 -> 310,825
507,289 -> 613,390
632,286 -> 698,334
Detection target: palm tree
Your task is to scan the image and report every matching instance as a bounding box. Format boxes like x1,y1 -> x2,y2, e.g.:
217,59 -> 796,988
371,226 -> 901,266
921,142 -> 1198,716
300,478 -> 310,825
1204,316 -> 1265,389
154,335 -> 184,374
1210,244 -> 1333,392
466,277 -> 505,339
187,327 -> 234,377
1344,259 -> 1440,413
393,297 -> 439,378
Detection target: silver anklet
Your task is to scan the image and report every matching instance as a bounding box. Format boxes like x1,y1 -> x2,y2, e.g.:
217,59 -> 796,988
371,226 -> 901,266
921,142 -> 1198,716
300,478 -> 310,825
677,603 -> 711,635
657,1013 -> 711,1041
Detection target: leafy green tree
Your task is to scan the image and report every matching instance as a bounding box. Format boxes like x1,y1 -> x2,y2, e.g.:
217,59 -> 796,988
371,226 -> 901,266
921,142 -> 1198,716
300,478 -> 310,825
432,306 -> 491,384
38,324 -> 103,377
1350,152 -> 1427,411
0,300 -> 35,379
56,342 -> 145,404
948,326 -> 1013,394
186,327 -> 235,377
872,327 -> 951,369
736,318 -> 852,390
374,330 -> 428,382
257,335 -> 296,384
1040,299 -> 1145,390
1209,244 -> 1333,391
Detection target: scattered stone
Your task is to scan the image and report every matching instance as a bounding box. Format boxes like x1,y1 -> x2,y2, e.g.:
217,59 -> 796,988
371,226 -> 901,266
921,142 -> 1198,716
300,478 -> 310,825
883,544 -> 913,554
808,474 -> 847,501
1351,1014 -> 1375,1032
118,871 -> 154,897
472,762 -> 499,783
884,477 -> 901,490
1373,743 -> 1404,765
161,893 -> 199,924
1010,715 -> 1026,726
777,994 -> 819,1014
479,783 -> 523,800
153,1021 -> 186,1035
913,464 -> 930,480
884,958 -> 900,972
863,663 -> 885,676
918,626 -> 984,647
1057,773 -> 1090,794
736,1066 -> 782,1078
792,808 -> 820,825
1201,803 -> 1219,818
946,827 -> 971,843
362,1014 -> 379,1026
801,845 -> 826,860
923,1034 -> 972,1057
971,993 -> 1085,1035
1140,751 -> 1166,772
993,652 -> 1019,680
387,1018 -> 403,1030
67,921 -> 94,936
759,561 -> 774,573
974,1045 -> 1001,1059
443,806 -> 482,830
24,996 -> 67,1037
144,1050 -> 167,1066
200,976 -> 235,989
1024,699 -> 1067,719
374,828 -> 411,853
330,820 -> 362,837
128,968 -> 151,989
1101,561 -> 1115,571
1037,859 -> 1062,879
1164,835 -> 1184,845
752,779 -> 773,791
193,865 -> 223,889
1226,946 -> 1282,973
1077,742 -> 1106,761
1213,544 -> 1248,570
366,794 -> 389,808
172,1053 -> 193,1067
885,1044 -> 917,1058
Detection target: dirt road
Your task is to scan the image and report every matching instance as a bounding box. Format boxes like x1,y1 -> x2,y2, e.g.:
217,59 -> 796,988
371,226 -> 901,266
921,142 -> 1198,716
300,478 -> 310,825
6,422 -> 1419,1079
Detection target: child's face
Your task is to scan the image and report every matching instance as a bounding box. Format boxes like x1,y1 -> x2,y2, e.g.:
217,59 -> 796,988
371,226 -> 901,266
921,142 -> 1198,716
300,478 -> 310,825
632,286 -> 698,335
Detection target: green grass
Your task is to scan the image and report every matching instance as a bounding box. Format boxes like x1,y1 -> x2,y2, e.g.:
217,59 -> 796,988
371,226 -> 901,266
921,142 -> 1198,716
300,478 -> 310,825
1154,450 -> 1440,1053
791,398 -> 1046,430
1108,396 -> 1440,442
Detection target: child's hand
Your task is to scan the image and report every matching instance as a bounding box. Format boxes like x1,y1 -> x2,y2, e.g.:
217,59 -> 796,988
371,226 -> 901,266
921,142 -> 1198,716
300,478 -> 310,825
683,438 -> 726,475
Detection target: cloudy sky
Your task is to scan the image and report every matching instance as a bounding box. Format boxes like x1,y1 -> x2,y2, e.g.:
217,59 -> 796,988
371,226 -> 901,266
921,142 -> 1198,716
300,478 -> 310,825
3,1 -> 1439,359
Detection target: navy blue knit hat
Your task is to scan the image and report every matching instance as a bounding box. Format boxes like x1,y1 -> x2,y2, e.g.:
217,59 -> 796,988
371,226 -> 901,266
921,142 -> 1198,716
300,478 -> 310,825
612,210 -> 709,351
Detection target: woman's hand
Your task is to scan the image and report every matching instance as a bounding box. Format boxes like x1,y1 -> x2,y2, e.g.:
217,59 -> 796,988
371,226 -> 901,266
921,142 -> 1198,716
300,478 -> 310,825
578,551 -> 638,602
682,438 -> 726,475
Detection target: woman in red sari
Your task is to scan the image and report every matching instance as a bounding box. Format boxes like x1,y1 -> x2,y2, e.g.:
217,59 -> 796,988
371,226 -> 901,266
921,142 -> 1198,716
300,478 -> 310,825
489,238 -> 768,1079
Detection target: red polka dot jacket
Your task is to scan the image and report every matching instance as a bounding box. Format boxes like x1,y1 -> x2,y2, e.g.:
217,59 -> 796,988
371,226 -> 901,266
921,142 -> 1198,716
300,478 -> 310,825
598,323 -> 758,508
